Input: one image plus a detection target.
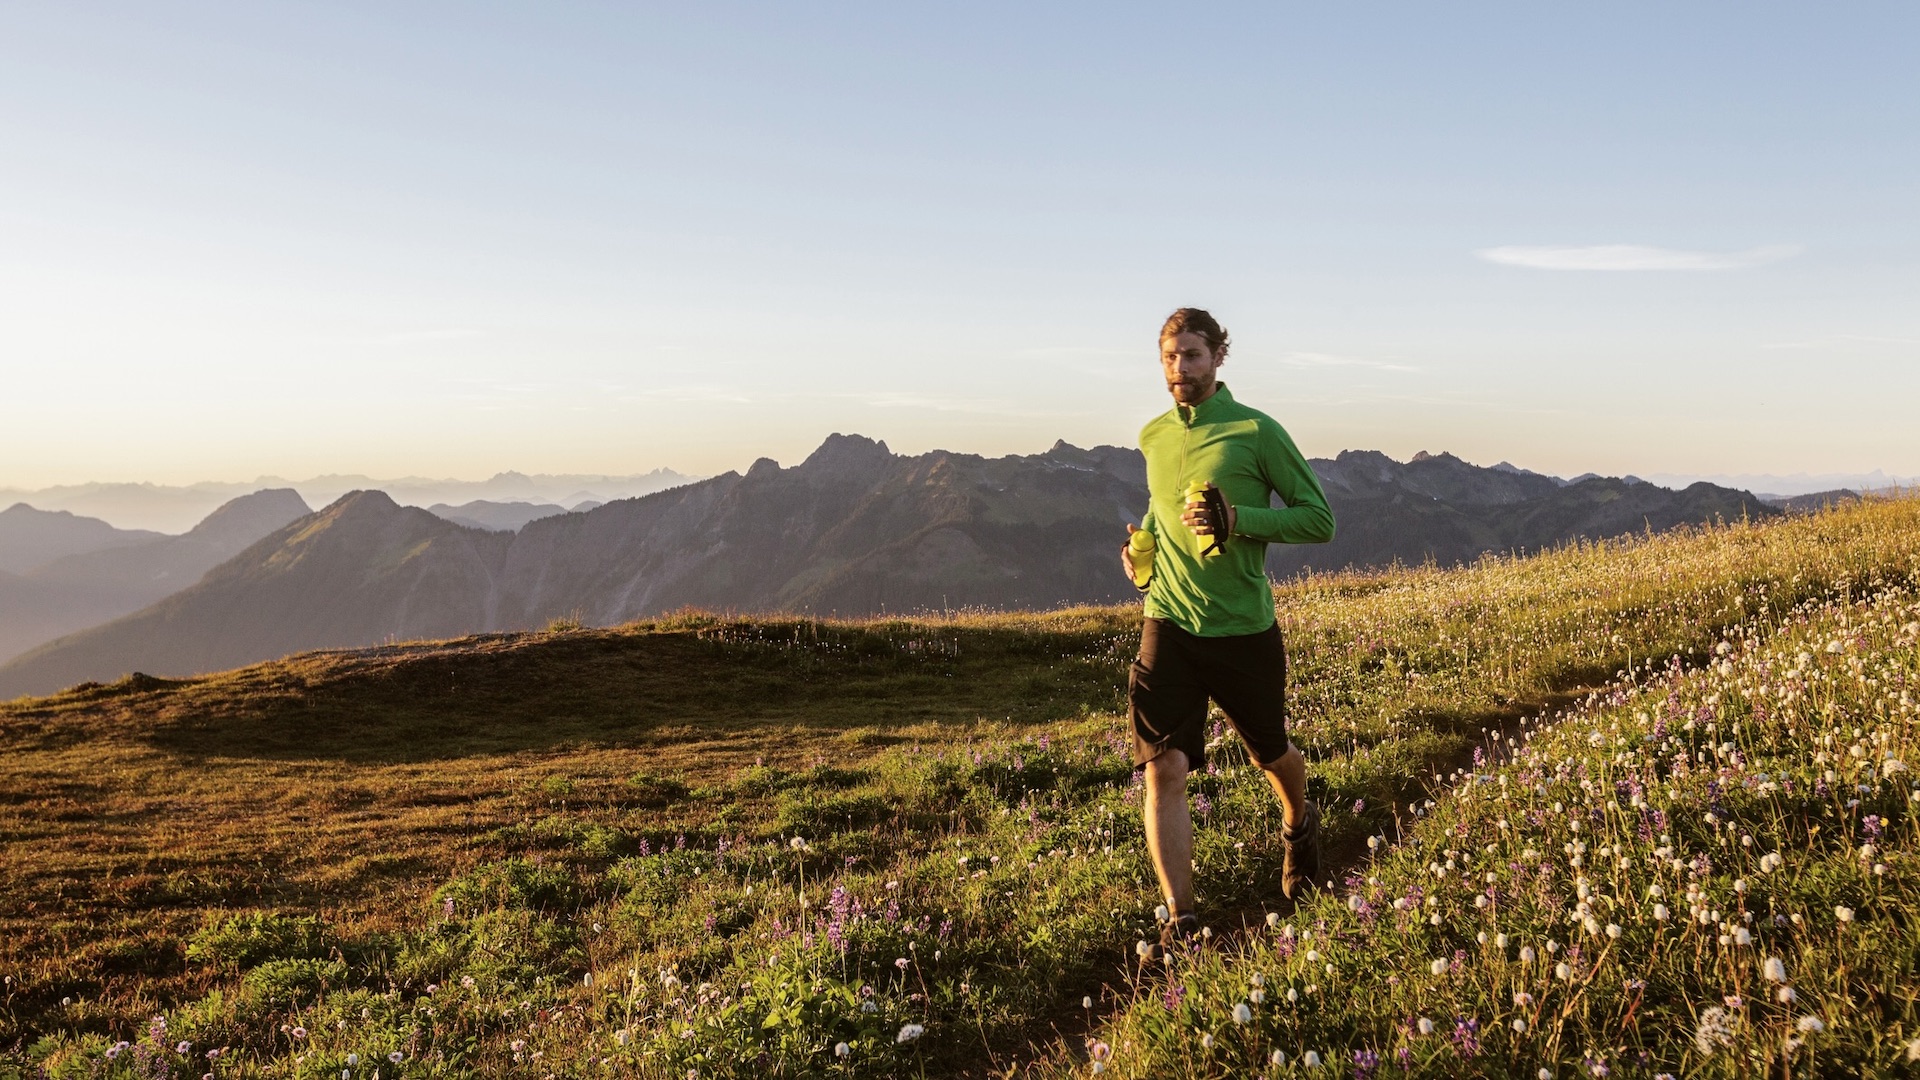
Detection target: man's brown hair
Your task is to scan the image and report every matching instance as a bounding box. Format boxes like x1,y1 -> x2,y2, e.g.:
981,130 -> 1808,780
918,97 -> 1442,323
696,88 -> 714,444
1159,307 -> 1230,361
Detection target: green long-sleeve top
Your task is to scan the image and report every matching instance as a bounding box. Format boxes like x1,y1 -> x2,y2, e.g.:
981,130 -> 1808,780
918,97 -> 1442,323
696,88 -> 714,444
1138,383 -> 1335,636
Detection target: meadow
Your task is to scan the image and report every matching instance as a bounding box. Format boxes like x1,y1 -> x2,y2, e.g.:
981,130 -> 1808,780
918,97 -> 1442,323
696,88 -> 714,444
2,496 -> 1916,1078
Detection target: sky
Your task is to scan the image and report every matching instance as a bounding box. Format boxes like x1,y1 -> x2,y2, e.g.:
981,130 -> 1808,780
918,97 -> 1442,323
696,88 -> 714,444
2,2 -> 1916,488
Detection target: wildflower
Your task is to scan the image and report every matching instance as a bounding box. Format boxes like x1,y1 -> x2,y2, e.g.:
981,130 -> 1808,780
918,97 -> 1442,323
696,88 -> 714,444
1233,1002 -> 1253,1025
1796,1015 -> 1825,1034
389,1051 -> 405,1063
1763,956 -> 1787,982
1520,946 -> 1537,963
1652,904 -> 1670,922
1606,923 -> 1622,939
1089,1041 -> 1111,1061
1777,986 -> 1797,1003
348,1053 -> 362,1065
1734,927 -> 1752,946
834,1042 -> 850,1059
896,1023 -> 925,1044
1201,1034 -> 1214,1049
292,1027 -> 307,1040
1266,912 -> 1283,929
1693,1006 -> 1735,1055
1270,1049 -> 1287,1066
1417,1018 -> 1434,1035
895,957 -> 910,971
1555,962 -> 1572,980
1513,1018 -> 1527,1033
1429,958 -> 1449,976
1303,1050 -> 1323,1067
1835,906 -> 1855,923
1083,996 -> 1093,1009
177,1042 -> 192,1055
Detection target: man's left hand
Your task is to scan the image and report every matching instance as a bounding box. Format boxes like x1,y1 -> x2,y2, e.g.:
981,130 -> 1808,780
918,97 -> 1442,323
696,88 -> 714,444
1180,497 -> 1235,538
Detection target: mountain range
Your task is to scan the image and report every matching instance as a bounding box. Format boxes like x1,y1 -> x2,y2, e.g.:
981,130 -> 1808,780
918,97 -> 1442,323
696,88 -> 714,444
0,490 -> 312,666
0,469 -> 692,533
0,437 -> 1782,698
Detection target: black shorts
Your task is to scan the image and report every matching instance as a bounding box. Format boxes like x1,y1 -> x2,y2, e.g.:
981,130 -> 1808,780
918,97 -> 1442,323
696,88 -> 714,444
1128,617 -> 1289,772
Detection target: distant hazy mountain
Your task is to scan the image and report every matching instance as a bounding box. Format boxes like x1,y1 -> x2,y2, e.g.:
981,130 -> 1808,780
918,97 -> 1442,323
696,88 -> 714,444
0,490 -> 310,665
1765,490 -> 1861,513
0,469 -> 695,533
0,493 -> 505,695
1266,450 -> 1776,577
1642,469 -> 1917,499
426,500 -> 572,532
0,504 -> 163,574
0,438 -> 1780,698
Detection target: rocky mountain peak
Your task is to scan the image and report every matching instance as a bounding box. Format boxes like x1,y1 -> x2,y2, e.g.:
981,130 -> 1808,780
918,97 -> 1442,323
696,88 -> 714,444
800,433 -> 894,478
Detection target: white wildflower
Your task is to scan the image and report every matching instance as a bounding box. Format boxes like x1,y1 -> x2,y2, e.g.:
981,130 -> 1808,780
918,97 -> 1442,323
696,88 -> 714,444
1694,1006 -> 1736,1055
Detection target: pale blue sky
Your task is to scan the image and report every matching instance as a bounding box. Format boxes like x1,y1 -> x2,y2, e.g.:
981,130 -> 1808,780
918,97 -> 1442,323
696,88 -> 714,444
3,3 -> 1915,486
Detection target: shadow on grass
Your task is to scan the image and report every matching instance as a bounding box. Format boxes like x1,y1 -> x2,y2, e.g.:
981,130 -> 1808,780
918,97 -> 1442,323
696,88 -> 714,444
125,623 -> 1134,764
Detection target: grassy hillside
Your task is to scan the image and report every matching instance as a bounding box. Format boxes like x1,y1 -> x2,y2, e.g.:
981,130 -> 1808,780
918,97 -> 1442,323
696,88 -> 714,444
1049,555 -> 1920,1077
4,497 -> 1918,1078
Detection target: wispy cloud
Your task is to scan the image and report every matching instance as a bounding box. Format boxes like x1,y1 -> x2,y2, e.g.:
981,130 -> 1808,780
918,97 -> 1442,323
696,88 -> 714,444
362,328 -> 486,345
1761,334 -> 1920,351
1477,244 -> 1801,271
618,384 -> 755,405
1279,351 -> 1419,373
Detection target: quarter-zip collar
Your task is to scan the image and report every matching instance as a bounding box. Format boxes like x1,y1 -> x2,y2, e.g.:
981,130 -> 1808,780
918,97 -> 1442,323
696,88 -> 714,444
1176,382 -> 1236,427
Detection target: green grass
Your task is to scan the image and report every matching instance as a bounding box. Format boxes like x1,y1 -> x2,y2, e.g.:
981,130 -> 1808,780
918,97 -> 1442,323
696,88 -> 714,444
3,498 -> 1919,1078
1047,558 -> 1920,1077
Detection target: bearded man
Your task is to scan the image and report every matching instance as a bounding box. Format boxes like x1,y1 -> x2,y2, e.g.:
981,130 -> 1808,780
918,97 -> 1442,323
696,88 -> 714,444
1121,307 -> 1336,956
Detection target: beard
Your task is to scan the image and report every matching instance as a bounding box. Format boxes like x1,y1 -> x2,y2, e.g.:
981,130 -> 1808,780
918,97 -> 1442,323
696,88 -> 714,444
1168,373 -> 1215,404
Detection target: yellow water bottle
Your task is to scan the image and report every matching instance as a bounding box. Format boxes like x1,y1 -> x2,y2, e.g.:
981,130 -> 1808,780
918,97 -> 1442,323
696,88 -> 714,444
1128,528 -> 1156,589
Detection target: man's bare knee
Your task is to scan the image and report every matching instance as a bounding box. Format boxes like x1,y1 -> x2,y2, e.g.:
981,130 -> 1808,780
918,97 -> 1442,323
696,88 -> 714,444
1144,748 -> 1190,792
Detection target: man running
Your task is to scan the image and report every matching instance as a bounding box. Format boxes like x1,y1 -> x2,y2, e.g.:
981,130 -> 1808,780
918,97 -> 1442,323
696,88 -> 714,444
1121,307 -> 1336,954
